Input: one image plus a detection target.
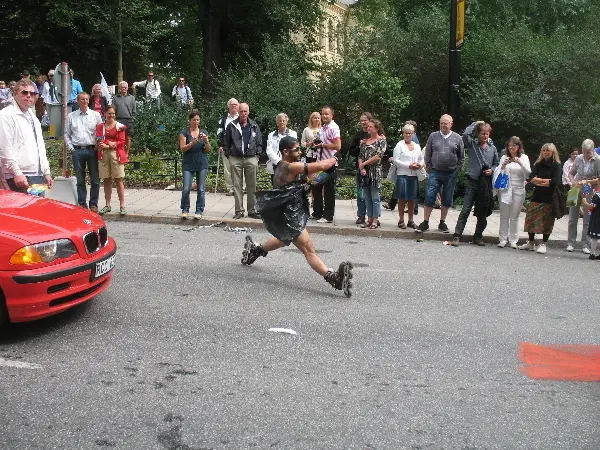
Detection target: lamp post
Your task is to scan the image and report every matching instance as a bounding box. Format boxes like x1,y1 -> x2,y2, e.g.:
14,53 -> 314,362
449,0 -> 466,124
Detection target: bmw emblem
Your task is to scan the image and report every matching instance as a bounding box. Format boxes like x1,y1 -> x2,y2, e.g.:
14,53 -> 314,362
83,219 -> 93,225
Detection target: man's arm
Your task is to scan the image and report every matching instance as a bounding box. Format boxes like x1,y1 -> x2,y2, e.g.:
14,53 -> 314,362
132,80 -> 145,88
171,86 -> 177,98
63,114 -> 74,151
569,158 -> 579,185
0,116 -> 22,177
255,125 -> 263,155
155,81 -> 161,97
456,136 -> 465,169
462,121 -> 480,148
288,156 -> 338,177
424,134 -> 433,169
223,123 -> 232,157
491,145 -> 500,171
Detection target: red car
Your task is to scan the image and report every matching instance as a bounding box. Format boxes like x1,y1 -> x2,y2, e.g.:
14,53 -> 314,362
0,190 -> 116,327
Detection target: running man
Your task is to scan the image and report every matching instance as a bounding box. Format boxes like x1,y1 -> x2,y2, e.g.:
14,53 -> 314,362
241,136 -> 353,297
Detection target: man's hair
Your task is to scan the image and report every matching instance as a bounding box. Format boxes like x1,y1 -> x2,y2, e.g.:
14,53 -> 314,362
276,112 -> 288,122
582,139 -> 595,152
360,112 -> 373,120
13,78 -> 36,94
227,98 -> 238,107
48,69 -> 55,76
322,105 -> 334,115
119,81 -> 129,88
477,122 -> 492,134
279,136 -> 298,153
77,91 -> 89,100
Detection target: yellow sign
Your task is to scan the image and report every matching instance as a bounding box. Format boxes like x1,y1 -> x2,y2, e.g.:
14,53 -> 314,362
456,0 -> 466,47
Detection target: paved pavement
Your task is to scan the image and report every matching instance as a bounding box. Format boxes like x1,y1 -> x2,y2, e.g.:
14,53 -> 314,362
98,188 -> 581,245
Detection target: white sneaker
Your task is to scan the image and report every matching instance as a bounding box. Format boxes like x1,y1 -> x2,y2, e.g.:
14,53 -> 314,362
536,243 -> 547,254
317,218 -> 332,223
582,247 -> 591,254
509,242 -> 518,249
497,241 -> 507,248
566,245 -> 574,252
519,241 -> 535,251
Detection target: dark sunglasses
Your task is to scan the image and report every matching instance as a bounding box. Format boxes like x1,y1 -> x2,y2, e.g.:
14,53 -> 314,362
20,90 -> 38,97
179,79 -> 185,82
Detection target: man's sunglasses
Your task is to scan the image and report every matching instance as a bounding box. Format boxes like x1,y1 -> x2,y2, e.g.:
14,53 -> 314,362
20,90 -> 38,97
179,79 -> 185,82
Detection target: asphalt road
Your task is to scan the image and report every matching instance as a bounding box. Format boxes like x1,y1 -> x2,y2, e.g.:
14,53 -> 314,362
1,222 -> 599,449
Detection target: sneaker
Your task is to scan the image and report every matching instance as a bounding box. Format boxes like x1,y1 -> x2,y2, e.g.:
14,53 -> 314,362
451,236 -> 460,247
90,206 -> 99,213
119,207 -> 127,216
180,211 -> 189,219
519,241 -> 535,251
356,216 -> 365,225
497,240 -> 507,248
317,217 -> 332,223
473,237 -> 486,246
416,221 -> 429,232
381,203 -> 391,210
438,221 -> 449,233
99,206 -> 112,215
193,213 -> 202,220
509,242 -> 518,249
233,212 -> 244,219
226,191 -> 234,196
247,212 -> 261,219
536,243 -> 547,254
582,247 -> 591,254
309,214 -> 321,220
589,254 -> 597,260
566,245 -> 574,252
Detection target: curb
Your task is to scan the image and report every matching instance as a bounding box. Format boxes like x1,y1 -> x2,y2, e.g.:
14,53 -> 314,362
102,212 -> 570,248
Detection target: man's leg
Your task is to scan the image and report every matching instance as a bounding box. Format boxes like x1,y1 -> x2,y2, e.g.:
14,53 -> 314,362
221,152 -> 234,194
419,171 -> 441,227
323,170 -> 336,221
229,156 -> 244,215
88,149 -> 100,209
262,237 -> 288,252
72,149 -> 88,207
311,185 -> 324,219
355,173 -> 366,220
440,171 -> 458,222
245,155 -> 259,214
581,208 -> 591,251
293,229 -> 329,276
453,178 -> 477,238
566,206 -> 579,248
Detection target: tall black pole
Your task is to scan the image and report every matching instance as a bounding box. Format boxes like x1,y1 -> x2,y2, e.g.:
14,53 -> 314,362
448,0 -> 461,124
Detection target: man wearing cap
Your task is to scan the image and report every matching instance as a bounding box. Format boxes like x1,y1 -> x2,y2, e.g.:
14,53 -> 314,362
241,136 -> 354,297
0,79 -> 53,193
64,92 -> 103,211
20,70 -> 31,81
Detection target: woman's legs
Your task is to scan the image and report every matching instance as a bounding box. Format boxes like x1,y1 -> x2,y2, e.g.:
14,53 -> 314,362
103,178 -> 112,207
509,191 -> 525,244
115,178 -> 125,208
498,200 -> 510,243
363,184 -> 374,222
398,200 -> 406,224
406,200 -> 415,223
195,169 -> 207,213
180,170 -> 192,212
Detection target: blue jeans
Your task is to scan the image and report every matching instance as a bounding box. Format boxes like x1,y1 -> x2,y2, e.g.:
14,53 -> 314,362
72,148 -> 100,208
181,169 -> 207,213
355,173 -> 366,217
363,183 -> 381,217
424,169 -> 458,208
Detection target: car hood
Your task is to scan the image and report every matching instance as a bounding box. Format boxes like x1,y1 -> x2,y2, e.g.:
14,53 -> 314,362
0,191 -> 104,244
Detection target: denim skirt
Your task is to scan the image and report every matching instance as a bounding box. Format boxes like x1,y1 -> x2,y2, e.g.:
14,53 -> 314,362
395,175 -> 418,200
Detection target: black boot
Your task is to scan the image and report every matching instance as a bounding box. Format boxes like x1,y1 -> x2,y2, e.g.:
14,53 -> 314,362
241,235 -> 268,265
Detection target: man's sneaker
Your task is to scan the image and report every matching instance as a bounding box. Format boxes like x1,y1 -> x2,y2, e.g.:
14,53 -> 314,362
356,216 -> 365,225
247,212 -> 261,219
582,247 -> 591,254
416,221 -> 429,232
438,221 -> 449,233
309,214 -> 321,220
180,211 -> 189,219
233,212 -> 244,219
566,244 -> 574,252
519,241 -> 535,251
241,235 -> 268,265
498,240 -> 507,248
509,242 -> 518,249
451,236 -> 460,247
193,213 -> 202,220
473,237 -> 486,246
381,203 -> 391,210
324,262 -> 353,298
589,254 -> 597,260
317,217 -> 332,223
536,243 -> 547,254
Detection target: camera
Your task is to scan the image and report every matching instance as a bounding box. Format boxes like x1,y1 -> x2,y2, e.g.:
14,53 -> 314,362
313,138 -> 322,146
481,163 -> 491,176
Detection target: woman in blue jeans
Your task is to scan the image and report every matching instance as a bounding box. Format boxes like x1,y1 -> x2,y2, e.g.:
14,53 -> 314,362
358,119 -> 387,229
179,111 -> 211,219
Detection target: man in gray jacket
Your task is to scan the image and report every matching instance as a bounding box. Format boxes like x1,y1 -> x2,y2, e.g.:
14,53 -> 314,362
112,81 -> 136,153
417,114 -> 465,233
223,102 -> 263,219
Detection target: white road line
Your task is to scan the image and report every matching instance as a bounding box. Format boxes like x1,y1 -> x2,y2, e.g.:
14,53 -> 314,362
119,252 -> 171,259
0,358 -> 42,369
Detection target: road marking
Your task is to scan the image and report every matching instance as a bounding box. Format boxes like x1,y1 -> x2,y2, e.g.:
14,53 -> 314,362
0,358 -> 42,370
119,252 -> 171,259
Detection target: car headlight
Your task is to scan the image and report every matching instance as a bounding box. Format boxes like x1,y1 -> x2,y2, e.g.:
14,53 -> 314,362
10,239 -> 78,265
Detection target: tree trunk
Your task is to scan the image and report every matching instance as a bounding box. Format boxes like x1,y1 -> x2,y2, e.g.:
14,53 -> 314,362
201,0 -> 229,98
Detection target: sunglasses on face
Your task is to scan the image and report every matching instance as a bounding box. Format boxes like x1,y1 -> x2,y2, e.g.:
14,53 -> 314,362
179,79 -> 185,82
20,90 -> 38,97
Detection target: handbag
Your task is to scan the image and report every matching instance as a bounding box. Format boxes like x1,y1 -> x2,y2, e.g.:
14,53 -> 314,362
552,183 -> 567,219
386,164 -> 396,182
566,185 -> 581,207
416,166 -> 427,181
493,171 -> 510,190
358,173 -> 370,187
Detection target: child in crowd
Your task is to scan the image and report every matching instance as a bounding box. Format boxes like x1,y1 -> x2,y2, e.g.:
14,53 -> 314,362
582,184 -> 600,260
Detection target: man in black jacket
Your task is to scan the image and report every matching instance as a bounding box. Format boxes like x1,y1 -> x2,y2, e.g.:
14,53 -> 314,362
224,102 -> 263,219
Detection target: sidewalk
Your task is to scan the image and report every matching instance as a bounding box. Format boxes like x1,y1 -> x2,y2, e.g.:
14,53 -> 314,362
99,188 -> 580,245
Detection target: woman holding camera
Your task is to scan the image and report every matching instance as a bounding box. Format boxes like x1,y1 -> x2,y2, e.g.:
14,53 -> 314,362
358,119 -> 387,229
179,111 -> 211,219
301,112 -> 322,163
496,136 -> 531,248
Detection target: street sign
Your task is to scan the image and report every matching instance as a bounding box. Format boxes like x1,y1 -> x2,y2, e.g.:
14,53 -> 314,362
456,0 -> 466,47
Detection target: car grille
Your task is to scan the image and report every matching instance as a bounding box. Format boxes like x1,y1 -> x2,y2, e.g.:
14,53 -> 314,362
83,226 -> 109,254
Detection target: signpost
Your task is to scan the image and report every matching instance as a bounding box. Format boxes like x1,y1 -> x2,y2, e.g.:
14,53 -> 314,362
449,0 -> 466,124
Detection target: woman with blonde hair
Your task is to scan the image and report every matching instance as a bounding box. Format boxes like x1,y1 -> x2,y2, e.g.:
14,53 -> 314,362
301,112 -> 321,163
497,136 -> 531,248
519,143 -> 562,254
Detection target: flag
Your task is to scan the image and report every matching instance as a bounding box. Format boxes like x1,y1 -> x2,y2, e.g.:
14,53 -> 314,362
100,72 -> 112,105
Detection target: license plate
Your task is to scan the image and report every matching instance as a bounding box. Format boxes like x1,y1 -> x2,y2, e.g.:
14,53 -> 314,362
93,254 -> 116,280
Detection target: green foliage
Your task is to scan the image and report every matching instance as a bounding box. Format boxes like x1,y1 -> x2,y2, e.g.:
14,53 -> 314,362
132,102 -> 192,156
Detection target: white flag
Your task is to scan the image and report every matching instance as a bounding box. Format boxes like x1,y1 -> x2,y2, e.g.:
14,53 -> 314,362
100,72 -> 112,105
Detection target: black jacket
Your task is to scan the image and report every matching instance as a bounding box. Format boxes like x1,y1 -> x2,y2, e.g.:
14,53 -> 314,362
223,118 -> 263,158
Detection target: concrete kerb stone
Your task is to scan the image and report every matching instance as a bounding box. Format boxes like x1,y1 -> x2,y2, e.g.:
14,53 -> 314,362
103,212 -> 569,247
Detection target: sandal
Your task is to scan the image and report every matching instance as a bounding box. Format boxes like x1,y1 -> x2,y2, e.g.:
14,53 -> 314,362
398,221 -> 406,229
407,221 -> 417,229
367,222 -> 378,229
99,206 -> 111,215
120,207 -> 127,216
360,222 -> 369,228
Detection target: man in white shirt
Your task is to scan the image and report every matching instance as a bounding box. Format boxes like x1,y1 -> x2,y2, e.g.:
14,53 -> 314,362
216,98 -> 240,196
171,77 -> 193,105
265,112 -> 297,185
133,71 -> 161,106
0,79 -> 53,193
64,92 -> 103,211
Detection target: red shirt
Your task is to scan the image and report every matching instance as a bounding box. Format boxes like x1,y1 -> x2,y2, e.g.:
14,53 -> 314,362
104,125 -> 118,141
92,97 -> 103,117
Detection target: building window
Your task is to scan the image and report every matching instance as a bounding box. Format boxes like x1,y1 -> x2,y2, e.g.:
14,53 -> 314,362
328,20 -> 336,53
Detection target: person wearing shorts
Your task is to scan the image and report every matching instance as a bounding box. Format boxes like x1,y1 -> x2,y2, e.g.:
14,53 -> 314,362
96,106 -> 128,215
